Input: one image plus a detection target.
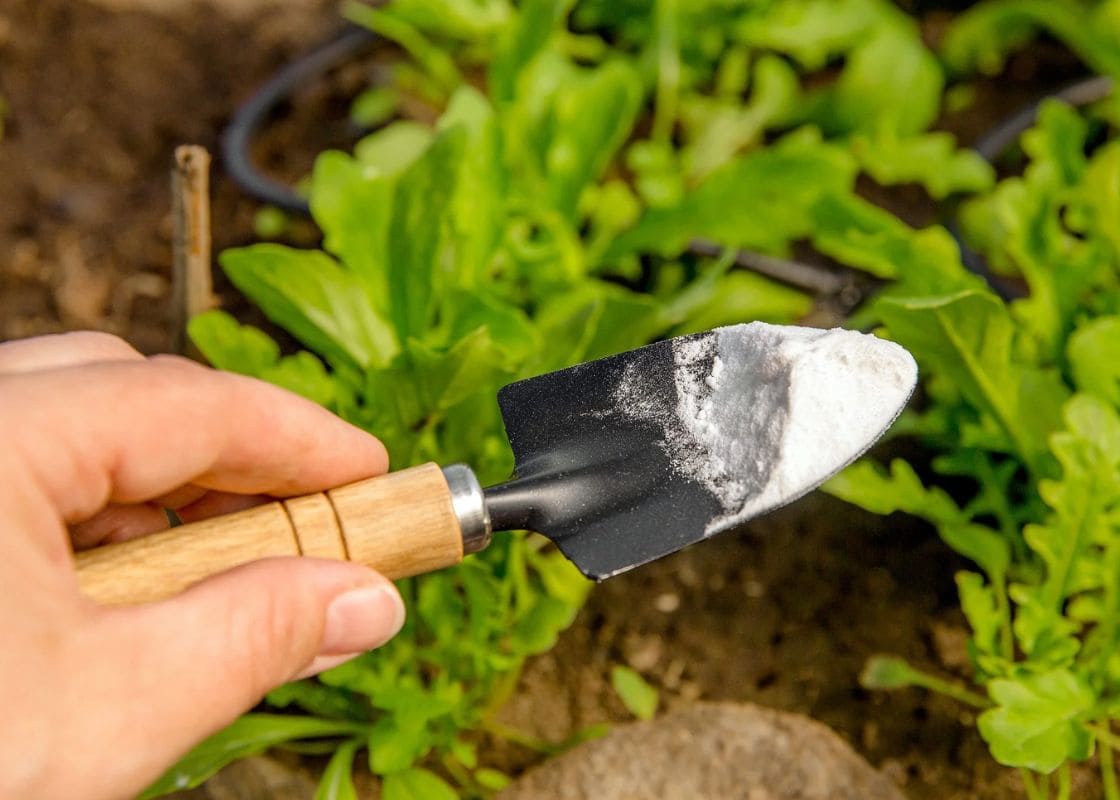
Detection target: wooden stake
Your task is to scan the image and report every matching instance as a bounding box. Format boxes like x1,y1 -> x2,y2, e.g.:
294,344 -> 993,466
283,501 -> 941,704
171,145 -> 215,356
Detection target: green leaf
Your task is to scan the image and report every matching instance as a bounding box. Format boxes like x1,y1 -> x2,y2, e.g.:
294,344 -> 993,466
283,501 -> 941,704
672,270 -> 811,333
188,312 -> 339,408
957,571 -> 1005,662
309,151 -> 395,309
680,54 -> 801,179
410,325 -> 519,413
825,23 -> 942,137
942,0 -> 1120,78
260,351 -> 339,409
876,290 -> 1067,477
369,717 -> 431,775
510,595 -> 581,654
811,193 -> 977,291
439,88 -> 507,286
315,740 -> 360,800
489,0 -> 574,103
220,245 -> 398,372
826,458 -> 1010,579
350,86 -> 398,128
353,121 -> 435,177
387,126 -> 467,339
253,206 -> 289,240
1068,316 -> 1120,405
344,2 -> 463,94
475,768 -> 511,790
140,715 -> 367,798
961,101 -> 1105,360
449,738 -> 477,770
610,666 -> 659,720
189,310 -> 279,375
544,60 -> 644,220
266,680 -> 369,722
978,669 -> 1095,772
1026,395 -> 1120,615
1079,140 -> 1120,258
381,767 -> 458,800
611,129 -> 859,258
376,0 -> 511,41
859,656 -> 921,690
533,280 -> 663,370
526,548 -> 593,609
852,130 -> 995,199
734,0 -> 903,70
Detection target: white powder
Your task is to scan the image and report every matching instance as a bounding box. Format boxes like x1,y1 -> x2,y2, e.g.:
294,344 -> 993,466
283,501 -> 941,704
616,322 -> 917,535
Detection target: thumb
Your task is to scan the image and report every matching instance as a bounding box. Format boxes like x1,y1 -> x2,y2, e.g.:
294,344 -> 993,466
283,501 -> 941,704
83,558 -> 404,793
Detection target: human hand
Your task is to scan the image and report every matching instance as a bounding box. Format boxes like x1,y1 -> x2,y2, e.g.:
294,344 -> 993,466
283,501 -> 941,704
0,332 -> 406,800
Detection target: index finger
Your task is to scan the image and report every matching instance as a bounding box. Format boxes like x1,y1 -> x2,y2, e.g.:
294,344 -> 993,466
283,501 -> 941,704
0,356 -> 389,524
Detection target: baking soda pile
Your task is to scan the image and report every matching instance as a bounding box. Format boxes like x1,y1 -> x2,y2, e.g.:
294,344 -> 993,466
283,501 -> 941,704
616,322 -> 918,534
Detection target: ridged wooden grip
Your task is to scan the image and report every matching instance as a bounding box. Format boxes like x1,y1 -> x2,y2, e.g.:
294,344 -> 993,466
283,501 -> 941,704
75,463 -> 464,606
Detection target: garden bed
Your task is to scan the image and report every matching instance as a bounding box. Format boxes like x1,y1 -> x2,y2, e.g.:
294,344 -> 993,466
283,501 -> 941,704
0,1 -> 1107,798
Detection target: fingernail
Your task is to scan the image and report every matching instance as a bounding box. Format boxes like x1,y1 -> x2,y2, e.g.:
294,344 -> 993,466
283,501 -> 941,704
320,584 -> 405,656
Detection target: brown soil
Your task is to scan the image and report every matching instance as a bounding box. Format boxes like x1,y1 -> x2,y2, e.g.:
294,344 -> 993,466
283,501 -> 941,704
0,2 -> 1101,798
497,492 -> 1097,800
0,0 -> 340,352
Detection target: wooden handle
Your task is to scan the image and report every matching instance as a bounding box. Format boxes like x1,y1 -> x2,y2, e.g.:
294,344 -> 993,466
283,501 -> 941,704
75,463 -> 464,606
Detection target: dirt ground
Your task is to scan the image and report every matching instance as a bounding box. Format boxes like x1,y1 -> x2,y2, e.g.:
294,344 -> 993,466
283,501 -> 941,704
0,1 -> 1099,797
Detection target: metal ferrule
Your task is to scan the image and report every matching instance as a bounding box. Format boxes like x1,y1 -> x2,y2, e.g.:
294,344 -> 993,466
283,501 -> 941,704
442,464 -> 492,555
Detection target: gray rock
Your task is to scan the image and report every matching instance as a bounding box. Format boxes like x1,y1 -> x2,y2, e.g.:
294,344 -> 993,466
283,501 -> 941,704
499,702 -> 907,800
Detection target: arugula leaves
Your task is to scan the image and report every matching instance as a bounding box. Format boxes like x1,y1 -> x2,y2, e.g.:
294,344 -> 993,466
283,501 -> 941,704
831,96 -> 1120,795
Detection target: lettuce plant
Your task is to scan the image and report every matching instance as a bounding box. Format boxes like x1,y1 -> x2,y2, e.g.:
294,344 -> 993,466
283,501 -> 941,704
830,101 -> 1120,799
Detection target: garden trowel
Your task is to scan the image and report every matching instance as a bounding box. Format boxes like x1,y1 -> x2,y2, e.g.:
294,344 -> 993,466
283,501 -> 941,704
76,322 -> 917,605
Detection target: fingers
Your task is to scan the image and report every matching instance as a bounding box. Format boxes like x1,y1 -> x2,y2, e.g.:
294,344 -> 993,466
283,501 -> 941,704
69,503 -> 171,550
2,356 -> 388,526
70,490 -> 270,549
176,490 -> 271,522
0,331 -> 143,375
72,559 -> 404,798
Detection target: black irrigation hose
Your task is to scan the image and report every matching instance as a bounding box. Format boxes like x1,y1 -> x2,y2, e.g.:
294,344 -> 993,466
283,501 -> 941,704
222,25 -> 376,215
971,75 -> 1114,163
950,75 -> 1115,300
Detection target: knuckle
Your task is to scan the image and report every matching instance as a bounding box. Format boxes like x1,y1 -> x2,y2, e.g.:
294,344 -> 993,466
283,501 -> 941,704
147,353 -> 204,372
62,330 -> 142,360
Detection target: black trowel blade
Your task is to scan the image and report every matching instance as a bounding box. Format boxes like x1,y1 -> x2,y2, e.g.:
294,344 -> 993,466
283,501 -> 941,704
492,323 -> 917,580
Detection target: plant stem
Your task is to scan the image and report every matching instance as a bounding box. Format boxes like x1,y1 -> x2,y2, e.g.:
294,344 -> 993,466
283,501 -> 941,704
994,572 -> 1015,660
652,0 -> 680,144
441,753 -> 475,792
483,719 -> 558,753
1100,727 -> 1120,800
907,668 -> 992,709
1020,768 -> 1045,800
344,1 -> 463,93
1088,722 -> 1120,751
1056,762 -> 1071,800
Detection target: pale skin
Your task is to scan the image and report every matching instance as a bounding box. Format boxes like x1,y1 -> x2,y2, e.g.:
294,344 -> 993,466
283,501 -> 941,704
0,331 -> 407,800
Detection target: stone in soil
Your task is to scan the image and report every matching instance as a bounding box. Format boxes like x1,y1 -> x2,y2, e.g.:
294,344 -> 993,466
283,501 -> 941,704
498,701 -> 907,800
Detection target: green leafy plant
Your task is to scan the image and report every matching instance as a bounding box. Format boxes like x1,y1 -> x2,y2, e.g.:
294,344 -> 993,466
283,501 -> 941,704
943,0 -> 1120,79
145,0 -> 1025,795
829,98 -> 1120,799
